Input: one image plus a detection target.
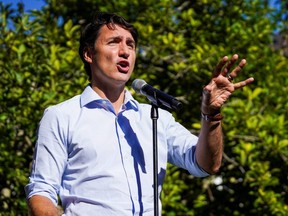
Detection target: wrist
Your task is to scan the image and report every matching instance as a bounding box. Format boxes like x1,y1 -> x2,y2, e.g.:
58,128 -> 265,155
201,112 -> 223,122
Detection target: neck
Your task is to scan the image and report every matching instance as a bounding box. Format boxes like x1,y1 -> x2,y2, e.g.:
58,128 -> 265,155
91,84 -> 125,114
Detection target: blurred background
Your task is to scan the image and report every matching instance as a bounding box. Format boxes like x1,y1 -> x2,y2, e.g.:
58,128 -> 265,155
0,0 -> 287,215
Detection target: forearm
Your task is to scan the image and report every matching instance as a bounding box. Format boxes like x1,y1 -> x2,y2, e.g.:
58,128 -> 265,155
195,118 -> 223,174
28,195 -> 59,216
195,54 -> 254,174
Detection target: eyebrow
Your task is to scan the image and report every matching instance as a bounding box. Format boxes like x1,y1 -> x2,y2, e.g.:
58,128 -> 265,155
108,35 -> 136,46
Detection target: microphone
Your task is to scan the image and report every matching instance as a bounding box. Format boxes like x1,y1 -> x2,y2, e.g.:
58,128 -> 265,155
132,79 -> 183,111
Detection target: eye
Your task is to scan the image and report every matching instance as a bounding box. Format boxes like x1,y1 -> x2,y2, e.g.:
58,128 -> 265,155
108,37 -> 121,45
127,41 -> 136,50
108,40 -> 117,45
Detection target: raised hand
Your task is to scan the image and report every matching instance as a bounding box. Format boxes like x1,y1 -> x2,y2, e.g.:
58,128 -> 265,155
201,54 -> 254,115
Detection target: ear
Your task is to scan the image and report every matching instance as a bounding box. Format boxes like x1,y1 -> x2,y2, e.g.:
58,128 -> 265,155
83,47 -> 93,63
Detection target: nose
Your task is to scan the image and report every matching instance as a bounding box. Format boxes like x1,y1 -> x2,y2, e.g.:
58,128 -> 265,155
119,43 -> 130,59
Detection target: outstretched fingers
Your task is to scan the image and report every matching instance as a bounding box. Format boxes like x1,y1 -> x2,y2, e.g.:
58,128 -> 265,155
229,58 -> 247,79
211,54 -> 254,89
221,54 -> 239,77
233,77 -> 254,90
213,56 -> 229,77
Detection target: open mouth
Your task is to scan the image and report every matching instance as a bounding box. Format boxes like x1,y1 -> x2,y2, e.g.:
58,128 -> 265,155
117,60 -> 130,73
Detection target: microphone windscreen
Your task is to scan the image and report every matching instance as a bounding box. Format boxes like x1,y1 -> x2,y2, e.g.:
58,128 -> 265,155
132,79 -> 147,94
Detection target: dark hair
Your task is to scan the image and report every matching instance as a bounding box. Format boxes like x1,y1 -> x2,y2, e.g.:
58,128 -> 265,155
79,12 -> 138,80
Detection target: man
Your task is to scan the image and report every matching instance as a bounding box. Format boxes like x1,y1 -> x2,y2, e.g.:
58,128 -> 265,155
25,12 -> 254,215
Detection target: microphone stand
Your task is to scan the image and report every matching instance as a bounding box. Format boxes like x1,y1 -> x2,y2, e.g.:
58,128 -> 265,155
151,104 -> 159,216
132,79 -> 182,215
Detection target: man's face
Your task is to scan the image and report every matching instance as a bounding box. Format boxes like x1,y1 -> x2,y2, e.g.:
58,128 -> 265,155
88,24 -> 136,89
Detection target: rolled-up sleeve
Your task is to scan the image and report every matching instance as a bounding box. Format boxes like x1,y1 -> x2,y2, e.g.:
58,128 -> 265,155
166,115 -> 209,177
25,106 -> 68,204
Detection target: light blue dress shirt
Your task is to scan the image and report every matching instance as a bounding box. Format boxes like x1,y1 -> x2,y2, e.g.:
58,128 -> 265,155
25,85 -> 208,215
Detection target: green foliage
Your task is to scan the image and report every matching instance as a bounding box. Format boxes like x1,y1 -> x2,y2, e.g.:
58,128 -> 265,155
0,2 -> 87,214
1,0 -> 288,215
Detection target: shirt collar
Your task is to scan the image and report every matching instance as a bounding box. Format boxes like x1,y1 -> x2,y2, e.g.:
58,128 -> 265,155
80,84 -> 139,111
80,84 -> 103,108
